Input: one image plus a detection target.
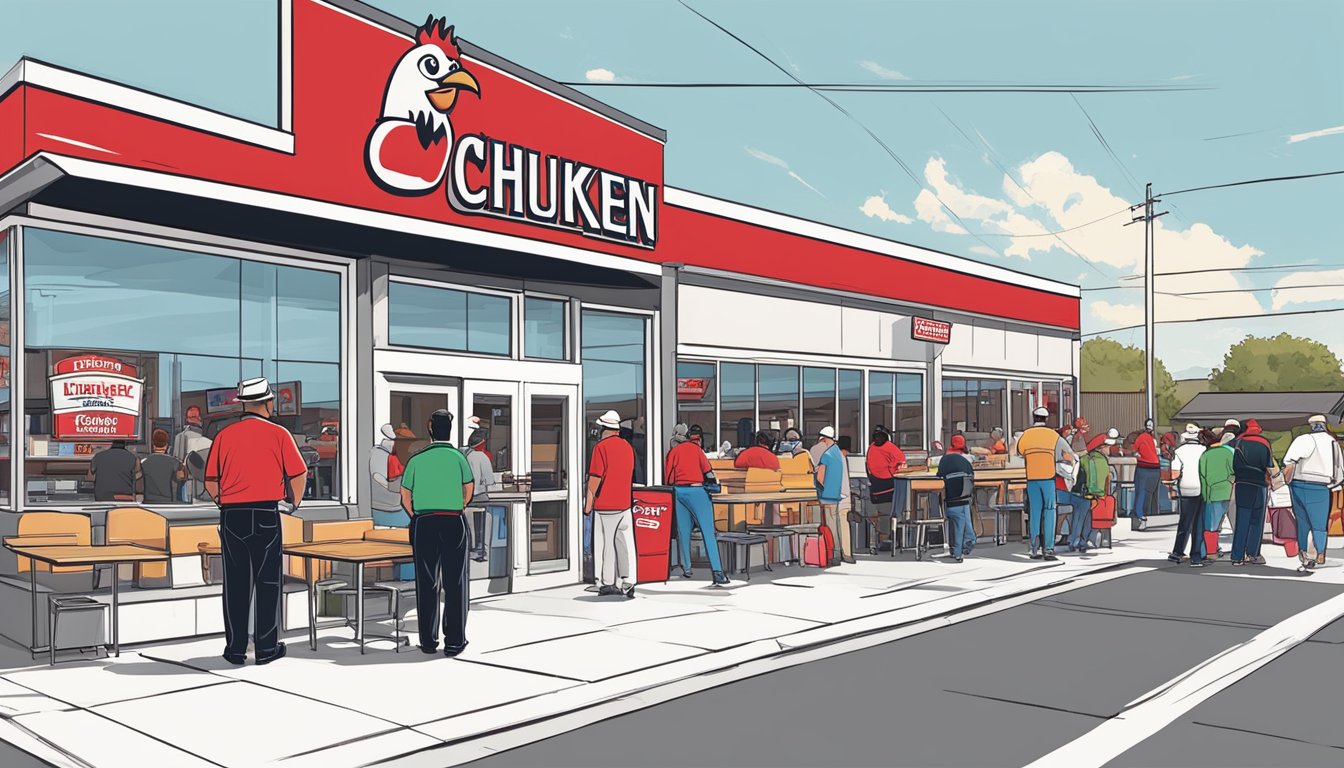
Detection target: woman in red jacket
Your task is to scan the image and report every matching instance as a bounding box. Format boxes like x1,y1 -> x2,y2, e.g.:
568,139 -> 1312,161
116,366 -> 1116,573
1132,419 -> 1160,531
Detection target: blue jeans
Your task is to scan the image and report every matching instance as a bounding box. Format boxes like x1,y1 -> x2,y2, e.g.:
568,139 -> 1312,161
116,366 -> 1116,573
946,503 -> 972,558
1027,479 -> 1057,552
1056,491 -> 1093,548
1290,481 -> 1331,557
1133,467 -> 1161,521
1204,499 -> 1229,535
373,509 -> 415,580
1231,485 -> 1267,561
674,486 -> 724,573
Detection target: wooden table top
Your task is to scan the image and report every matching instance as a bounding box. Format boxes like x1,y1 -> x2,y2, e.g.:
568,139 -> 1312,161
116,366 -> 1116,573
363,528 -> 410,544
283,540 -> 412,563
896,468 -> 1027,481
4,543 -> 169,566
712,491 -> 818,504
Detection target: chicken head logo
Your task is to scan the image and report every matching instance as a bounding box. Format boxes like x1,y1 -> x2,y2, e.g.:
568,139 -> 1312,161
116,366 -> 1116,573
364,16 -> 481,195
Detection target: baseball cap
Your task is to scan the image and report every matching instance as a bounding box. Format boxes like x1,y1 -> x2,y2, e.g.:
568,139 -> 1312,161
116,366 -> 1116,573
819,426 -> 836,439
1032,407 -> 1050,419
948,435 -> 967,453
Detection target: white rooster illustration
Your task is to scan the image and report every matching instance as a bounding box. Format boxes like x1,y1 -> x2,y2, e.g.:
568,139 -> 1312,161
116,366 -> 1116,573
365,16 -> 481,195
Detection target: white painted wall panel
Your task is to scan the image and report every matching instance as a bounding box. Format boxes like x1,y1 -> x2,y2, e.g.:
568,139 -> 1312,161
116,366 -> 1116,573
1006,329 -> 1039,370
940,319 -> 975,367
1040,335 -> 1075,376
840,306 -> 885,358
679,285 -> 842,354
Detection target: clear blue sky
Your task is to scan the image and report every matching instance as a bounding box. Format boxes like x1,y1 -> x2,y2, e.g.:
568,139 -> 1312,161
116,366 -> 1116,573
5,0 -> 1342,379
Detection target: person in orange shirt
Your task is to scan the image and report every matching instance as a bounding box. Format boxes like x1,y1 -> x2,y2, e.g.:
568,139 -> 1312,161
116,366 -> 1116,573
734,431 -> 781,471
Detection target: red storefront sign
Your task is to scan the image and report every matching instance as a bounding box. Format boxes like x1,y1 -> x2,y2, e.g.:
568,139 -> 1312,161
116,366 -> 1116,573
631,487 -> 675,584
911,317 -> 953,344
676,377 -> 709,400
49,355 -> 144,440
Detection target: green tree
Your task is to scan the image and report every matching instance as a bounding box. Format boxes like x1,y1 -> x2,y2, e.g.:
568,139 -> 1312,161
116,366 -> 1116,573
1080,338 -> 1180,423
1209,333 -> 1344,392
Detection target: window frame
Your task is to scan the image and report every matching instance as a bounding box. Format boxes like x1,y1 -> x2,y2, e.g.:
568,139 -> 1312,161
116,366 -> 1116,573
521,293 -> 571,362
7,216 -> 353,510
386,276 -> 516,359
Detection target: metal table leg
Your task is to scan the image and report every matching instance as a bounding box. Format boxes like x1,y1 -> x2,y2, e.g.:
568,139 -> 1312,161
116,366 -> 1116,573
356,563 -> 365,655
111,561 -> 120,658
307,557 -> 317,652
30,566 -> 38,659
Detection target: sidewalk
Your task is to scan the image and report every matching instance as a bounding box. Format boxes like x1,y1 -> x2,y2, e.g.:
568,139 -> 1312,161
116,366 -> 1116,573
0,521 -> 1306,768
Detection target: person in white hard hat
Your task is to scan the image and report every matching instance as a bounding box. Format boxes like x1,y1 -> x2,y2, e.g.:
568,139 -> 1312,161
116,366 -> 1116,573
204,377 -> 307,666
1283,414 -> 1344,571
1016,407 -> 1075,560
1170,423 -> 1208,567
586,410 -> 637,598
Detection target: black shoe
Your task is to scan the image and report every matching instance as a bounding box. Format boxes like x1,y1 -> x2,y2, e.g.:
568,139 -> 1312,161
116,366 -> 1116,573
470,550 -> 487,562
1029,552 -> 1044,560
711,571 -> 730,586
1189,561 -> 1207,568
444,642 -> 468,657
842,556 -> 857,565
597,585 -> 619,596
1168,555 -> 1182,565
953,557 -> 964,563
1043,551 -> 1058,561
222,653 -> 246,666
255,643 -> 287,666
420,644 -> 439,655
680,567 -> 694,579
624,585 -> 636,599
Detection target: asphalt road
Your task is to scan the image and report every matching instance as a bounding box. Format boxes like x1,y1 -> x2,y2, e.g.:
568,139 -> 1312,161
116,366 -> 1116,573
462,564 -> 1344,768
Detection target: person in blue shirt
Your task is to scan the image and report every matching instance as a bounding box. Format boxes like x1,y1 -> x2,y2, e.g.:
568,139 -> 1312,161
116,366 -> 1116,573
936,435 -> 976,562
813,427 -> 847,566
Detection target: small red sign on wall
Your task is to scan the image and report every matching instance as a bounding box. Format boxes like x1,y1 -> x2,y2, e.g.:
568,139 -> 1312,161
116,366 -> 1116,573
49,355 -> 145,441
911,317 -> 952,344
676,377 -> 709,400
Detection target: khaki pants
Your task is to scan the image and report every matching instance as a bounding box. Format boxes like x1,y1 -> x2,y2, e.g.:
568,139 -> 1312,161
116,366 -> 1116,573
594,509 -> 637,588
821,503 -> 853,560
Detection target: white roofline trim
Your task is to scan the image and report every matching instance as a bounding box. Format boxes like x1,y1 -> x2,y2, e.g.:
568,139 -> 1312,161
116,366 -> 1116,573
665,186 -> 1081,298
3,58 -> 294,154
9,153 -> 662,278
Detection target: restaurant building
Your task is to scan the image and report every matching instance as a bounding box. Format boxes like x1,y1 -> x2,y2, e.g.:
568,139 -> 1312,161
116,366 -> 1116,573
0,0 -> 1080,615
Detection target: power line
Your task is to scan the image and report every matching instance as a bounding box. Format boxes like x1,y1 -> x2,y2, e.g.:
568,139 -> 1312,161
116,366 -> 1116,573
675,0 -> 1007,259
1082,305 -> 1344,337
1085,282 -> 1344,298
1160,169 -> 1344,196
970,207 -> 1133,237
1117,262 -> 1344,280
1071,94 -> 1143,199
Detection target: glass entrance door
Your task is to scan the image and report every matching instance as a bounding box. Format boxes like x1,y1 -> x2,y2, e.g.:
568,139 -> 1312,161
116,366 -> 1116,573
522,383 -> 579,583
462,381 -> 518,594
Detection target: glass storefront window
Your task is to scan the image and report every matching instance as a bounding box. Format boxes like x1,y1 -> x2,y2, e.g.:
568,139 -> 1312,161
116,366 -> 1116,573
1011,380 -> 1037,437
530,395 -> 568,494
580,310 -> 647,483
868,372 -> 895,437
471,394 -> 513,474
523,297 -> 567,360
895,373 -> 923,450
757,365 -> 799,440
802,367 -> 835,446
676,361 -> 716,449
1043,381 -> 1063,426
388,282 -> 511,355
719,363 -> 755,452
838,369 -> 862,454
942,377 -> 1006,443
22,229 -> 342,505
1062,380 -> 1076,426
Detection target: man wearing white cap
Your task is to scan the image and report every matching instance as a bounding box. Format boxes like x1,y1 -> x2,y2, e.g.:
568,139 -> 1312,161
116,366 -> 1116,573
1170,424 -> 1208,566
1016,407 -> 1075,560
204,378 -> 308,665
814,426 -> 853,565
1282,415 -> 1344,571
586,410 -> 637,598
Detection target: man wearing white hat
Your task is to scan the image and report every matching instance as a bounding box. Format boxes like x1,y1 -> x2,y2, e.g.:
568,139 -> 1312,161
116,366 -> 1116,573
586,410 -> 637,598
1016,407 -> 1075,560
1170,423 -> 1208,566
204,378 -> 308,665
813,426 -> 853,565
1283,414 -> 1344,571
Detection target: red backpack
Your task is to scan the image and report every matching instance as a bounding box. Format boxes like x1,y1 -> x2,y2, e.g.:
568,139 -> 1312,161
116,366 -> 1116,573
818,523 -> 835,563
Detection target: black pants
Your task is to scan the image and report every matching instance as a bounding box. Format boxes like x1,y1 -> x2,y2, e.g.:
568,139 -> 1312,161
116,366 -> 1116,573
410,513 -> 469,650
1173,495 -> 1206,561
220,505 -> 283,657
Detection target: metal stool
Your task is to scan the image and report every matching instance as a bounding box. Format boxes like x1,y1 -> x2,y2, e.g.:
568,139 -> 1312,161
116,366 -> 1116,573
48,595 -> 110,666
328,581 -> 406,649
716,533 -> 770,580
990,503 -> 1024,545
372,580 -> 416,652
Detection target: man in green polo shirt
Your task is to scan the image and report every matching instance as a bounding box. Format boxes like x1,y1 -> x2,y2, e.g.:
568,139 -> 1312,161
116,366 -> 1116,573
400,409 -> 475,657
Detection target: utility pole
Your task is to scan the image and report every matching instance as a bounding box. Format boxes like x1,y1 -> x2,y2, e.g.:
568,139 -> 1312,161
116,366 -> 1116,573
1127,183 -> 1168,426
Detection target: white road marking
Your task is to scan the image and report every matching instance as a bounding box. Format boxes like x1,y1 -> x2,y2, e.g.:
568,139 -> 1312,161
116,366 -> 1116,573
1025,590 -> 1344,768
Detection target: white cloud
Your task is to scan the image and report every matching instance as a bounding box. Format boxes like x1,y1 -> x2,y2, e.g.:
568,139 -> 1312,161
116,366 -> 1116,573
1089,300 -> 1144,327
860,195 -> 913,224
1272,269 -> 1344,310
585,68 -> 617,82
912,151 -> 1268,323
1170,74 -> 1200,81
745,147 -> 825,198
1288,125 -> 1344,144
969,246 -> 999,258
859,60 -> 909,80
914,189 -> 967,234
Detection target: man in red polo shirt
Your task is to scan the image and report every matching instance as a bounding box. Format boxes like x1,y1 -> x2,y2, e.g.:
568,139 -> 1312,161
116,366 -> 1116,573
734,431 -> 781,470
586,410 -> 636,598
865,426 -> 908,546
204,378 -> 308,666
